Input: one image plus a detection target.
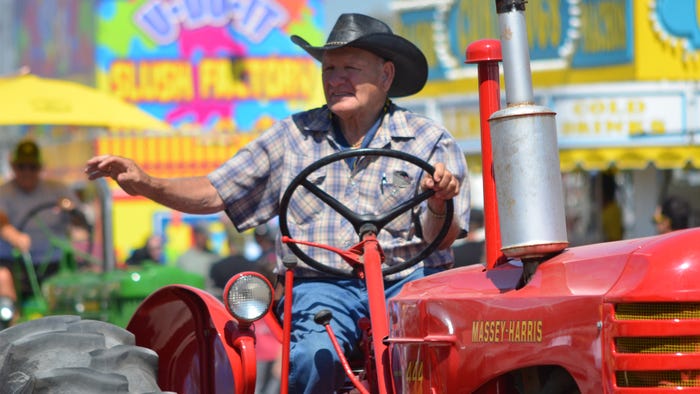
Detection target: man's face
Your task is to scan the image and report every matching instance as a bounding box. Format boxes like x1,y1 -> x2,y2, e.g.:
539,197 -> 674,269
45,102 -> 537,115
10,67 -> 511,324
321,47 -> 393,119
11,162 -> 41,193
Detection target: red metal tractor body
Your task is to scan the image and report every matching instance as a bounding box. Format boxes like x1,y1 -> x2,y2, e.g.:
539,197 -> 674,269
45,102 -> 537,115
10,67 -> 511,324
127,220 -> 700,393
127,286 -> 246,393
390,228 -> 700,392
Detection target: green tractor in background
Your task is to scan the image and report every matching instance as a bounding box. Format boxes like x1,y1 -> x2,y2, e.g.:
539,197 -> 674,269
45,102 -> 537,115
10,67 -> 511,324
40,261 -> 204,328
1,179 -> 206,329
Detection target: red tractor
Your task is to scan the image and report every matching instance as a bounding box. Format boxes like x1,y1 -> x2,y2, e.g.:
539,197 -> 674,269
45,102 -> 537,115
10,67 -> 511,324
1,1 -> 697,393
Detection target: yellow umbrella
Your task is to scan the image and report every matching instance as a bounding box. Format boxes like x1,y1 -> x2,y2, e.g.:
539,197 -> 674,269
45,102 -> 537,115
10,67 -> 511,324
0,73 -> 172,131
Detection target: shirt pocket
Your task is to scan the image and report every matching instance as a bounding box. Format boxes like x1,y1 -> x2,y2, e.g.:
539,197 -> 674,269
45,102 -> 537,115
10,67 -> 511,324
377,163 -> 422,233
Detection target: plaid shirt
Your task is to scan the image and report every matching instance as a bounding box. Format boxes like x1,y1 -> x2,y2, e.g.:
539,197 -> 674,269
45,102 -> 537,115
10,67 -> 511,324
208,103 -> 470,279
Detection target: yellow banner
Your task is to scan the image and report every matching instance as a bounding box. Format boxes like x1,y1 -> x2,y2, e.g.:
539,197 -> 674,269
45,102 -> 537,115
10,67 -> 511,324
635,1 -> 700,79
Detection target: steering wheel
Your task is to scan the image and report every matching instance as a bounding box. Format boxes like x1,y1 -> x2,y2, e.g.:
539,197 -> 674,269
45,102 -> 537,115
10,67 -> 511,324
18,199 -> 69,231
279,148 -> 454,278
16,198 -> 93,260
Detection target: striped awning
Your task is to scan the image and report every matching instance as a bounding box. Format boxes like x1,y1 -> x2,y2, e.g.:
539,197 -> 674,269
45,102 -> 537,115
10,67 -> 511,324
96,133 -> 258,178
466,145 -> 700,173
558,146 -> 700,172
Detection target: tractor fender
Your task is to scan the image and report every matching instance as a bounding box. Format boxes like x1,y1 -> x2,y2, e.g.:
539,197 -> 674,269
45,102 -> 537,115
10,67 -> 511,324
127,284 -> 255,394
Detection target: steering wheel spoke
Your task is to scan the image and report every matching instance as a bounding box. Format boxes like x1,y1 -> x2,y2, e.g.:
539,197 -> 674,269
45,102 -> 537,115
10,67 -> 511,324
300,179 -> 365,232
373,189 -> 434,231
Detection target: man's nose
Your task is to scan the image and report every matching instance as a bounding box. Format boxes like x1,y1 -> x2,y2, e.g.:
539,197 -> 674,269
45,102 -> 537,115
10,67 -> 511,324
324,70 -> 347,85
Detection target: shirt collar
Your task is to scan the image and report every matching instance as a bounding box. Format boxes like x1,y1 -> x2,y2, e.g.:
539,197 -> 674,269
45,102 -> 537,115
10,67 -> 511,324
304,105 -> 333,133
382,103 -> 416,140
307,103 -> 416,145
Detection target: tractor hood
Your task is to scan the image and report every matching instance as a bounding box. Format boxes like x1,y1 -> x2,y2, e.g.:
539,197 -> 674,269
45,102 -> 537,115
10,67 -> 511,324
605,227 -> 700,302
394,228 -> 700,304
388,229 -> 700,392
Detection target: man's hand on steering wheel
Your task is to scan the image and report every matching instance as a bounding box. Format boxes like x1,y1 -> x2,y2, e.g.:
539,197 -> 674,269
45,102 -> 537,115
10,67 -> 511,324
420,162 -> 461,250
421,162 -> 460,212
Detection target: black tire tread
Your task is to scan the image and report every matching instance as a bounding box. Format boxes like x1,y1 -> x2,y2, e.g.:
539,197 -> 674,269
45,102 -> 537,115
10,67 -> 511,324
0,315 -> 170,394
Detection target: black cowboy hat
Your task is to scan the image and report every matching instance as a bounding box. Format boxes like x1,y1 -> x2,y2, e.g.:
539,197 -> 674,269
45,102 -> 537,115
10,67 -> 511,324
291,13 -> 428,98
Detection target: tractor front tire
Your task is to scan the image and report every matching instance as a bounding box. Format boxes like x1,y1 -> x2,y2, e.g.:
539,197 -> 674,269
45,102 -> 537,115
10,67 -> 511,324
0,315 -> 170,393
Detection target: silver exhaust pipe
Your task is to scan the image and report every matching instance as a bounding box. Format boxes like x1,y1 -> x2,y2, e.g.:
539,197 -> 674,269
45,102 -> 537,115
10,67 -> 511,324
489,0 -> 568,260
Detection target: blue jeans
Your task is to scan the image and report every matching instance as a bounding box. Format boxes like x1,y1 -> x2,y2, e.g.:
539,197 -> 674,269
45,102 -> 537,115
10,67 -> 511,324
276,267 -> 442,394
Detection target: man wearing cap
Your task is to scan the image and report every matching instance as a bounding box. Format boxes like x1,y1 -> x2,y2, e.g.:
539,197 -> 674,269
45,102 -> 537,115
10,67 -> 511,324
0,140 -> 83,304
86,13 -> 470,393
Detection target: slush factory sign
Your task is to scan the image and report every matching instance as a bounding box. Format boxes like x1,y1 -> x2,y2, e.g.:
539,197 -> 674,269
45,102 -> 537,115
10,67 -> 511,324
97,0 -> 323,132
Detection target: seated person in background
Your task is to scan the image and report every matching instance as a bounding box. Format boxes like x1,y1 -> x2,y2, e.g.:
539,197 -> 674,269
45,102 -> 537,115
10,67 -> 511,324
654,195 -> 692,234
126,234 -> 164,266
0,139 -> 84,303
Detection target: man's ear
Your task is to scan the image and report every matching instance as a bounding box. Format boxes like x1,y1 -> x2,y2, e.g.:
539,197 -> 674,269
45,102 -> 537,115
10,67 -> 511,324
382,61 -> 395,91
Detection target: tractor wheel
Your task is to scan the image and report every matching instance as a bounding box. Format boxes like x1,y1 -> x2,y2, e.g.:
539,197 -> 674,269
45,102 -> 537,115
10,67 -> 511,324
0,315 -> 171,393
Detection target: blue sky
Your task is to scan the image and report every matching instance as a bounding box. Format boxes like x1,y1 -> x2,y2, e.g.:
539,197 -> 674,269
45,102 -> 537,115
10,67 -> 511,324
323,0 -> 390,28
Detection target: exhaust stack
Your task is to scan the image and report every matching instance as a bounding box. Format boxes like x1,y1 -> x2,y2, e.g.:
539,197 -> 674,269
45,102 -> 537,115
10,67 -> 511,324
488,0 -> 568,259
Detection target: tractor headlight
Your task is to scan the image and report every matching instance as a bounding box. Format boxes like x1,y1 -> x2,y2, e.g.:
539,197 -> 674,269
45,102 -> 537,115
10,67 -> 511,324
223,272 -> 273,323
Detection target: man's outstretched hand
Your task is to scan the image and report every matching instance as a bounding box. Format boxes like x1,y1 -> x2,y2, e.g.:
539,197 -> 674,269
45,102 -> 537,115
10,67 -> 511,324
85,155 -> 151,197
